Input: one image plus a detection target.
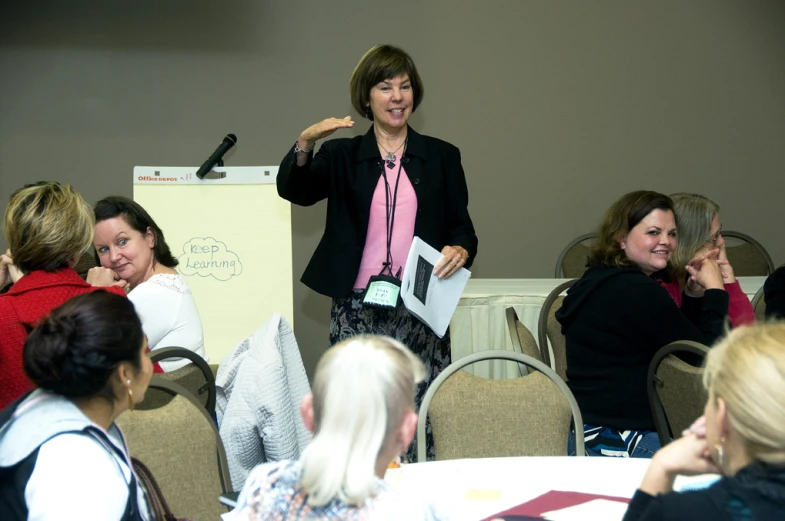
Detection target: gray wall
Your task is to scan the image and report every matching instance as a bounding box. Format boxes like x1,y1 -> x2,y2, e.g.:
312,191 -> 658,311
2,1 -> 784,381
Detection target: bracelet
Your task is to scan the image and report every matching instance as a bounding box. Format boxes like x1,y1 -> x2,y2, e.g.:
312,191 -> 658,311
294,140 -> 313,154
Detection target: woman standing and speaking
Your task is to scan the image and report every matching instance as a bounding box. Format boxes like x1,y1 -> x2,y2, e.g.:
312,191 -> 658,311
277,44 -> 478,461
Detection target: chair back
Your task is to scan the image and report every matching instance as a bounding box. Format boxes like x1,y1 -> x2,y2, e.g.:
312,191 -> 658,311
647,341 -> 710,447
721,231 -> 774,276
116,378 -> 232,521
140,347 -> 216,416
505,307 -> 542,376
537,279 -> 577,379
555,233 -> 596,278
751,285 -> 766,321
417,350 -> 583,463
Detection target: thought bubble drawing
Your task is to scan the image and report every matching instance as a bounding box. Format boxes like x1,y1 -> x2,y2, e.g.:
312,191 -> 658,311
178,237 -> 243,281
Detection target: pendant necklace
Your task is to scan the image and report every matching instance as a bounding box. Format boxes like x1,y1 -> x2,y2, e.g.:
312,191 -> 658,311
377,138 -> 406,169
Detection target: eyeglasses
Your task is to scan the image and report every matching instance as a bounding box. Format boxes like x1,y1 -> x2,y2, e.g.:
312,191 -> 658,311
705,227 -> 722,245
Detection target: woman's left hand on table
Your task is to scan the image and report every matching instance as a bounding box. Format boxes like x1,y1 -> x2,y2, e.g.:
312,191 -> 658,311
433,245 -> 469,279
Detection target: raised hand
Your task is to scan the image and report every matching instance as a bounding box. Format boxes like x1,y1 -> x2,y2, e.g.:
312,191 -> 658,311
686,257 -> 724,291
682,416 -> 707,438
684,249 -> 719,297
0,249 -> 23,288
640,433 -> 720,496
297,116 -> 355,151
714,237 -> 736,283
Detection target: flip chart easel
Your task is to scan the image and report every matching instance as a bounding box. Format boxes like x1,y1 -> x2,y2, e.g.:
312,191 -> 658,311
133,166 -> 293,363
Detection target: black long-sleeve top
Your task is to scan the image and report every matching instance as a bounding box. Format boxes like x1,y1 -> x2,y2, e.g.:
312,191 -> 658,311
623,462 -> 785,521
556,266 -> 729,431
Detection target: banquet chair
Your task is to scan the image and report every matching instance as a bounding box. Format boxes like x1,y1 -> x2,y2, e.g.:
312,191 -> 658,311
555,233 -> 596,278
116,378 -> 232,521
647,340 -> 710,448
139,346 -> 216,416
721,231 -> 774,276
751,285 -> 766,321
505,307 -> 542,376
417,350 -> 584,463
537,279 -> 577,379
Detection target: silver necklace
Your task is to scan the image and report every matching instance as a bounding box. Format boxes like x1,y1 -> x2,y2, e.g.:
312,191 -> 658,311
377,139 -> 406,169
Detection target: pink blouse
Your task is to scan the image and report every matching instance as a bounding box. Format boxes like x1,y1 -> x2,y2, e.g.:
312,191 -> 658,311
353,164 -> 417,289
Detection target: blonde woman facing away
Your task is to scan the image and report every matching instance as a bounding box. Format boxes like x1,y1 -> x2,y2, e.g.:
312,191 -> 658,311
232,335 -> 447,520
623,323 -> 785,521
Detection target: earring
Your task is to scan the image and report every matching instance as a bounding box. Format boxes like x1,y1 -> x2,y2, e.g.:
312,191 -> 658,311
126,379 -> 135,411
365,106 -> 373,120
713,437 -> 725,471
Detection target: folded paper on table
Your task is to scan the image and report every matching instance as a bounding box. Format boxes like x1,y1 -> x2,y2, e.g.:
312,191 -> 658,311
401,237 -> 471,337
481,490 -> 630,521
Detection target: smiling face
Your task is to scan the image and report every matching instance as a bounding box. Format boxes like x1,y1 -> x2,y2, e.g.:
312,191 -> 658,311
619,208 -> 677,275
368,74 -> 413,132
94,216 -> 155,288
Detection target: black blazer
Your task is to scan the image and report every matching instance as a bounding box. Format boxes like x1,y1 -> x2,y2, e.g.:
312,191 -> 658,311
278,126 -> 478,299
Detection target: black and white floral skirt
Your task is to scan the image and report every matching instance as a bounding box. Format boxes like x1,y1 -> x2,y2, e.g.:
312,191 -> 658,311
329,290 -> 451,462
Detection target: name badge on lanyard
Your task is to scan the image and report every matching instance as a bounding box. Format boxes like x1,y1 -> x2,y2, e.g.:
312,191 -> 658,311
363,273 -> 402,309
363,138 -> 407,310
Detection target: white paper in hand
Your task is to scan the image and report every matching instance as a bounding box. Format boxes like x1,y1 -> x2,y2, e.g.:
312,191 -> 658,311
400,237 -> 471,337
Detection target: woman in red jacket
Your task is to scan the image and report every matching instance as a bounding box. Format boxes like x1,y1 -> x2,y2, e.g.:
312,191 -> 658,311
0,182 -> 131,410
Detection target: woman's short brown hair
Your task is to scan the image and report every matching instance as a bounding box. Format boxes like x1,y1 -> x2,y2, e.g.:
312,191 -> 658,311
3,182 -> 94,274
587,190 -> 675,269
349,44 -> 425,120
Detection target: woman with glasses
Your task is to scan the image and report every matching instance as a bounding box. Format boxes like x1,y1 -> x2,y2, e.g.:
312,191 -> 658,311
658,193 -> 754,327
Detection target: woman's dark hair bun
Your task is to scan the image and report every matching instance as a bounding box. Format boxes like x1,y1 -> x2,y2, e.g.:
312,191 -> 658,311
23,291 -> 144,399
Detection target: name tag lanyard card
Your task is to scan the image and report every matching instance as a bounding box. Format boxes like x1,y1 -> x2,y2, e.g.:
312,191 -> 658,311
363,139 -> 408,310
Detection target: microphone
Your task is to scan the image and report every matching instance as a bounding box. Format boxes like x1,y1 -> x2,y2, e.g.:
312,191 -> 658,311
195,134 -> 237,179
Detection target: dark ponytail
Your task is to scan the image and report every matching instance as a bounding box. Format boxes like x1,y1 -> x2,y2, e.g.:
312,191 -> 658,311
23,291 -> 144,399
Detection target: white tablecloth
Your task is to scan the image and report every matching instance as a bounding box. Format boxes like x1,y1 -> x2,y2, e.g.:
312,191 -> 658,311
450,277 -> 766,380
385,456 -> 712,521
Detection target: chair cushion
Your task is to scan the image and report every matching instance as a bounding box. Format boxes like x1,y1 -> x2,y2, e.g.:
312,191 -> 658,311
117,394 -> 226,520
546,297 -> 568,381
428,370 -> 572,460
562,244 -> 592,279
515,321 -> 542,362
656,355 -> 706,437
725,242 -> 769,276
137,365 -> 207,411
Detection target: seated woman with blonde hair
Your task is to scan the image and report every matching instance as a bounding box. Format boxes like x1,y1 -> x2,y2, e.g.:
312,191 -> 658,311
623,323 -> 785,521
659,193 -> 754,327
0,182 -> 130,410
232,335 -> 446,520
